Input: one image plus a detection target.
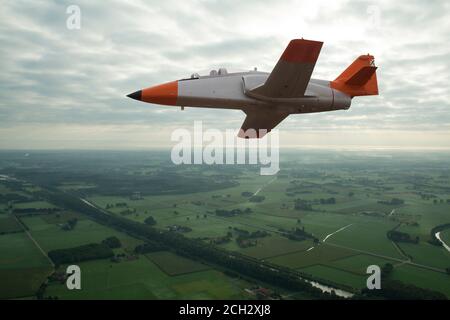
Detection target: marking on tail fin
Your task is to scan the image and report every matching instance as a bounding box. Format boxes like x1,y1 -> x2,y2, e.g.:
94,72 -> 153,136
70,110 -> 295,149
346,66 -> 377,86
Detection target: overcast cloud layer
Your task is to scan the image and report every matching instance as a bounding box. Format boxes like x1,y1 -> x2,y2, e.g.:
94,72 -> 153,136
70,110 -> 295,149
0,0 -> 449,149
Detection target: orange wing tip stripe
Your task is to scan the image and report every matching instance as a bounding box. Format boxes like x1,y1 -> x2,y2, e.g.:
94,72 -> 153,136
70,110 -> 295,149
141,80 -> 178,105
281,39 -> 323,63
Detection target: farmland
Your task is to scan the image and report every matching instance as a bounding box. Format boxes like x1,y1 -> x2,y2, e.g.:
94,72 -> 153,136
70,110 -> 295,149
0,150 -> 449,299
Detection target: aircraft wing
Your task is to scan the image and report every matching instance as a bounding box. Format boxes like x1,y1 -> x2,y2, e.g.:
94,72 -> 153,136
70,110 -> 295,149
251,39 -> 323,98
238,110 -> 289,138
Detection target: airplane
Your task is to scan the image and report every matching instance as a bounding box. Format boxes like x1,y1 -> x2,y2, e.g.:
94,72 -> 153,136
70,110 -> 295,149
127,38 -> 378,138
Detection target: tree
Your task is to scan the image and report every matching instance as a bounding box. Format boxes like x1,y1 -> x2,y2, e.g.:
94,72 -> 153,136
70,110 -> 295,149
144,216 -> 156,226
48,243 -> 114,266
381,263 -> 394,278
62,218 -> 78,230
102,236 -> 122,249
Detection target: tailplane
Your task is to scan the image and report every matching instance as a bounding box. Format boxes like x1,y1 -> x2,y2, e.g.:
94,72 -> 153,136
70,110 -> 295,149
331,55 -> 378,97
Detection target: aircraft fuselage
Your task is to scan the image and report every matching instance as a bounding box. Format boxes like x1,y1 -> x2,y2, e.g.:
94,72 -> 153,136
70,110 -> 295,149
175,71 -> 352,114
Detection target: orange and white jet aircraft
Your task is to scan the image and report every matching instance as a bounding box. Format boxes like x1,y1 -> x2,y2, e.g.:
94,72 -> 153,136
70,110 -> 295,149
127,39 -> 378,138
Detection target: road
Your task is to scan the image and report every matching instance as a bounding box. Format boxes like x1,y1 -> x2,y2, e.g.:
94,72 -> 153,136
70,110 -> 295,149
435,232 -> 450,253
14,215 -> 54,267
253,176 -> 277,196
322,224 -> 353,242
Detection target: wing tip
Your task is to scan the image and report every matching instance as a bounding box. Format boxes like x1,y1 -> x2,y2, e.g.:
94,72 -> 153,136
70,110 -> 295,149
281,38 -> 323,63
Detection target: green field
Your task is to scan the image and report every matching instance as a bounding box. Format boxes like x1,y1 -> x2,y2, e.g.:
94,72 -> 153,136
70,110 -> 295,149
328,254 -> 393,275
390,264 -> 450,297
300,264 -> 367,289
321,218 -> 405,259
21,216 -> 142,252
0,232 -> 50,269
0,267 -> 53,299
0,216 -> 23,234
45,257 -> 252,300
397,242 -> 450,269
146,251 -> 210,275
41,212 -> 86,224
269,244 -> 357,269
0,232 -> 53,299
441,229 -> 450,244
14,201 -> 56,209
224,235 -> 314,259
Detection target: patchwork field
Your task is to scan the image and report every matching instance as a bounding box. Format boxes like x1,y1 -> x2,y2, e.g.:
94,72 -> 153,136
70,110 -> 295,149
45,258 -> 252,300
1,150 -> 450,299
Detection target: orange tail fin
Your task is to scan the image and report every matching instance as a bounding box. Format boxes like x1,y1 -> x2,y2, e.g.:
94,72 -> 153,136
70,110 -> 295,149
331,55 -> 379,97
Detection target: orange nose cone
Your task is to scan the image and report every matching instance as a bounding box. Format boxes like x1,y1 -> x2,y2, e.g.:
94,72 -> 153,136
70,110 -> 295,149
141,80 -> 178,105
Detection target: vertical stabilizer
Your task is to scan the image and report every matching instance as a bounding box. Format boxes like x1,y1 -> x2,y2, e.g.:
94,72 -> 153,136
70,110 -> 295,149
331,55 -> 378,97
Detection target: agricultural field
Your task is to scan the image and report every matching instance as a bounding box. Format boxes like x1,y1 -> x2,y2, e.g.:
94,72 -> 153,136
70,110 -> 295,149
146,251 -> 210,275
0,150 -> 449,299
269,244 -> 357,269
441,229 -> 450,244
20,216 -> 142,252
0,215 -> 23,234
45,257 -> 252,300
0,232 -> 53,299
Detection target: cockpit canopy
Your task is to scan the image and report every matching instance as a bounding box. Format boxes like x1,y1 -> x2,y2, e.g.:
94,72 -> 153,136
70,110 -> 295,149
218,68 -> 228,75
187,68 -> 228,80
209,68 -> 228,77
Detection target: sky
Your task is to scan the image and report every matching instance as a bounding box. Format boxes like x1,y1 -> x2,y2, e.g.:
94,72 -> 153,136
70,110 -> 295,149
0,0 -> 449,150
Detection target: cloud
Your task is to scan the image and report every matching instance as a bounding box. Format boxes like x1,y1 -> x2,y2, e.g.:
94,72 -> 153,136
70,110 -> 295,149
0,0 -> 449,148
